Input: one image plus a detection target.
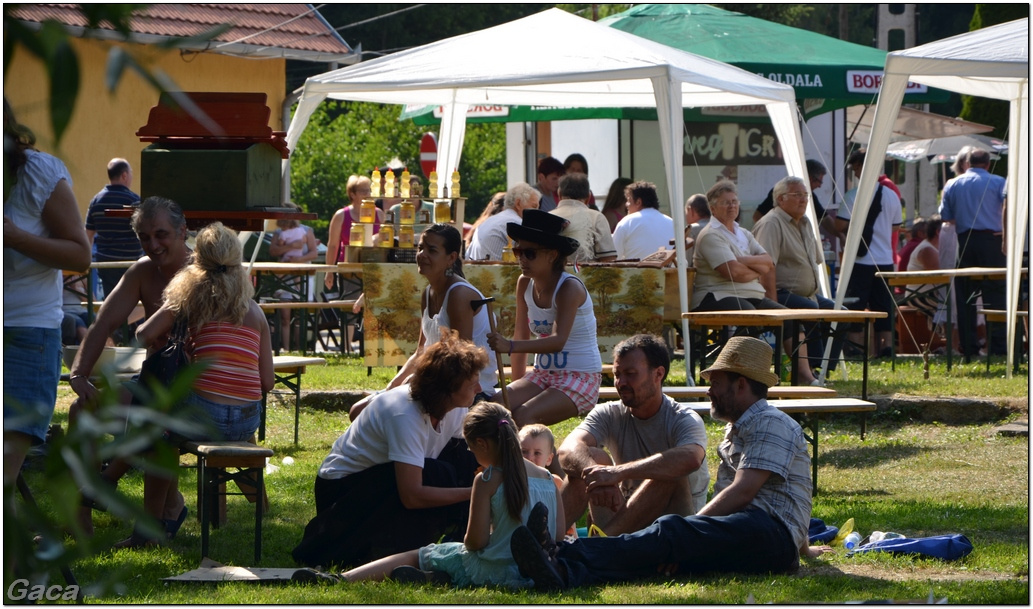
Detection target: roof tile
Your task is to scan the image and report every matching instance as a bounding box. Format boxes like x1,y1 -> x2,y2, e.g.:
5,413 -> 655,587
8,3 -> 355,61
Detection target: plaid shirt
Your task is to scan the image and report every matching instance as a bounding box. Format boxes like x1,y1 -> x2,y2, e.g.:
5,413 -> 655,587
715,400 -> 812,552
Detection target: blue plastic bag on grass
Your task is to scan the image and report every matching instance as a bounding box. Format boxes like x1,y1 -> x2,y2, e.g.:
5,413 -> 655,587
850,534 -> 973,560
808,518 -> 839,544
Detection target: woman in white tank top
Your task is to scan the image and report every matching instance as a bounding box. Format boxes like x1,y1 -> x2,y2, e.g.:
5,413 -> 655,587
350,224 -> 498,420
487,210 -> 602,429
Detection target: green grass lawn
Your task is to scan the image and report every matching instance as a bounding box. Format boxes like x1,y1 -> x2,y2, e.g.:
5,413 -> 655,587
13,353 -> 1029,603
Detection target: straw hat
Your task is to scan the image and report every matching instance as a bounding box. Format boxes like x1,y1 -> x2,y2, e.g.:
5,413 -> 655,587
700,336 -> 779,387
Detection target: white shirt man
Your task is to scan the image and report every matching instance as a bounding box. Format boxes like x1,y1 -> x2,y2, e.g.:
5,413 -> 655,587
612,180 -> 674,260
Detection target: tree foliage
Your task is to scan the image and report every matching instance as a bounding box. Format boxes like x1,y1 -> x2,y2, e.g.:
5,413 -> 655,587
289,100 -> 506,241
959,3 -> 1027,155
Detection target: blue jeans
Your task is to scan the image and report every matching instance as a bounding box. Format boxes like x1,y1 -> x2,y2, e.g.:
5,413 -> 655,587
3,327 -> 61,443
556,507 -> 798,587
776,290 -> 844,371
178,391 -> 261,442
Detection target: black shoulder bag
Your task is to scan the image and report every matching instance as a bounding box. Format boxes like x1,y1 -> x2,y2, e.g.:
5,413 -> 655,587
139,317 -> 191,389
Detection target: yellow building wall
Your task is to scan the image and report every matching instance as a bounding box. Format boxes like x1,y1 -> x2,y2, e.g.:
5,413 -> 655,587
5,37 -> 286,216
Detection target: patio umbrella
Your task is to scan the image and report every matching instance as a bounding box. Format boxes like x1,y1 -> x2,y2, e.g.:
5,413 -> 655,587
885,133 -> 1008,163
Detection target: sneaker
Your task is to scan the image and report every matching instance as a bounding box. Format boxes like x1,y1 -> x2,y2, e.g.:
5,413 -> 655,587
510,525 -> 565,591
526,502 -> 553,551
390,565 -> 452,585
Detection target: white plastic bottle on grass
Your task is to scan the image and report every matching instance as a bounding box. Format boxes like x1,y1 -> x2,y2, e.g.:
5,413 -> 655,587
843,531 -> 862,550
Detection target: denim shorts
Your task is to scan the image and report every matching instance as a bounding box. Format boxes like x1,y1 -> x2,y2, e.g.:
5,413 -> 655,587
179,391 -> 262,442
4,327 -> 61,443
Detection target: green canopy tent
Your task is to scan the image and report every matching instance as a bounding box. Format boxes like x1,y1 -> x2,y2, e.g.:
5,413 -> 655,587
404,4 -> 949,125
601,4 -> 948,118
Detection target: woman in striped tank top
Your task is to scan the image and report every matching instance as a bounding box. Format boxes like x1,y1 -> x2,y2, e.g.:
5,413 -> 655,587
121,222 -> 273,548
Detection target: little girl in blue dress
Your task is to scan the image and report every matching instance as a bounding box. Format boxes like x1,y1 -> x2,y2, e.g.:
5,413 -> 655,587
339,402 -> 564,588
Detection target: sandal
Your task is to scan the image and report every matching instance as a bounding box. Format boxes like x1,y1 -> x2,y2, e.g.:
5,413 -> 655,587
164,505 -> 188,540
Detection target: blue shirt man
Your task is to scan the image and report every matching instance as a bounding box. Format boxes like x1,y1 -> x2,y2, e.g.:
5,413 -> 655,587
937,148 -> 1007,357
85,158 -> 143,297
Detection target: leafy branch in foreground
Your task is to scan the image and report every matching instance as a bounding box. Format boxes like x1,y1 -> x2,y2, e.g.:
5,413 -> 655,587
3,362 -> 208,599
3,4 -> 229,145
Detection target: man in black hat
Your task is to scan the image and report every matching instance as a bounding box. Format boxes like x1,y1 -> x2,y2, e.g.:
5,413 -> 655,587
510,336 -> 813,590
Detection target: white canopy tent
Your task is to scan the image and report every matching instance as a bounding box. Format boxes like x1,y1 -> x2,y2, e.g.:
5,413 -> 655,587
838,18 -> 1028,376
285,8 -> 813,381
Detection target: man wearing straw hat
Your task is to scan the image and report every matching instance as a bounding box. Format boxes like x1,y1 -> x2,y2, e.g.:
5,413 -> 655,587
511,336 -> 813,590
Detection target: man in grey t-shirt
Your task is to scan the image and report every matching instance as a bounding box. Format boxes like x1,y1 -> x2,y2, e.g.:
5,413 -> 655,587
558,334 -> 709,536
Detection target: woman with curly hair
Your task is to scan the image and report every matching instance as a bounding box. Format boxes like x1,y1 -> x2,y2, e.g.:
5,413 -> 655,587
293,330 -> 488,569
120,222 -> 274,547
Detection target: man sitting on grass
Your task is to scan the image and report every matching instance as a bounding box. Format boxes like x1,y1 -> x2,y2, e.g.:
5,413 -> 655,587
511,336 -> 817,590
558,334 -> 708,536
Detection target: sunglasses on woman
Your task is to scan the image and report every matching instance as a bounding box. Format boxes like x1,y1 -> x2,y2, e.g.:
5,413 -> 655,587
512,247 -> 543,260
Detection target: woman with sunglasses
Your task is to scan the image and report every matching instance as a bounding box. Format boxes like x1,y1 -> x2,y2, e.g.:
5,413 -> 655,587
487,209 -> 601,429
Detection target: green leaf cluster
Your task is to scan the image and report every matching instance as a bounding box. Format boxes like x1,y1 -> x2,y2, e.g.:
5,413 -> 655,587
289,100 -> 507,242
4,5 -> 228,147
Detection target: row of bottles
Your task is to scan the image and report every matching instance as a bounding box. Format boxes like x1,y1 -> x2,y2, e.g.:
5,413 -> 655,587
369,167 -> 461,199
364,199 -> 455,227
350,223 -> 415,249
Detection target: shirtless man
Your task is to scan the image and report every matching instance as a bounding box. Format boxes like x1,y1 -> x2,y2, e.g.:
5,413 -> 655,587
68,196 -> 192,536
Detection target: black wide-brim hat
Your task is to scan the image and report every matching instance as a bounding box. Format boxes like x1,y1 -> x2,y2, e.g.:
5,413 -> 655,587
507,209 -> 579,257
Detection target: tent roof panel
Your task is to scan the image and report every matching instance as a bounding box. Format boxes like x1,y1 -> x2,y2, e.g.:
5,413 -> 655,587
303,8 -> 796,107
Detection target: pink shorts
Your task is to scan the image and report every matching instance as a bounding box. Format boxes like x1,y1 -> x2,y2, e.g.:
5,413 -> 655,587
522,369 -> 601,416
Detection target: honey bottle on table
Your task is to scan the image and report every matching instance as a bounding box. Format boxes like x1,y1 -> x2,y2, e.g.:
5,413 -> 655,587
400,168 -> 411,198
428,171 -> 438,198
398,225 -> 415,248
378,223 -> 394,248
349,222 -> 365,247
359,199 -> 375,224
371,168 -> 381,197
384,169 -> 395,198
434,199 -> 451,223
450,169 -> 461,198
399,200 -> 416,225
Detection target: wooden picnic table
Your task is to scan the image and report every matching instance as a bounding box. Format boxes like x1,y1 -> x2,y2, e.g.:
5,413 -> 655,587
258,300 -> 359,355
683,309 -> 886,400
876,267 -> 1026,370
979,308 -> 1029,373
249,263 -> 341,354
264,355 -> 326,446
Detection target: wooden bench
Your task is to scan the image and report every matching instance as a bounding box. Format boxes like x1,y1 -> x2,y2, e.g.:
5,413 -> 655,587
979,309 -> 1029,373
263,356 -> 326,445
683,398 -> 876,495
597,384 -> 836,402
180,440 -> 274,563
